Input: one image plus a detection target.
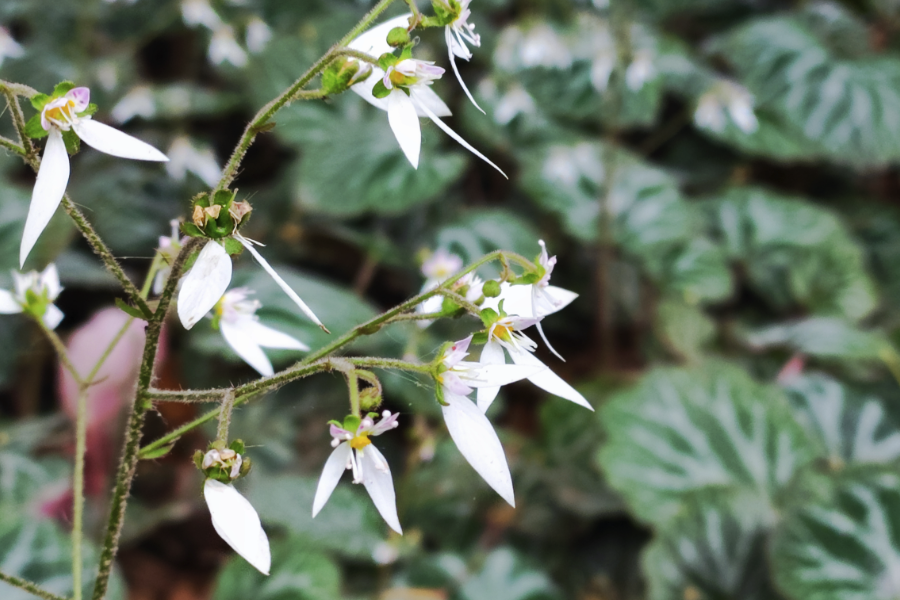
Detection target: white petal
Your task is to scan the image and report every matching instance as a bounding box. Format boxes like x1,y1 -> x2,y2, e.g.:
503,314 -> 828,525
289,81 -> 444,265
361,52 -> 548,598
220,319 -> 274,377
0,290 -> 22,314
72,119 -> 168,162
441,392 -> 514,506
21,129 -> 69,268
177,241 -> 232,330
509,348 -> 593,411
312,442 -> 351,518
483,282 -> 532,317
411,87 -> 452,118
387,91 -> 421,169
204,479 -> 271,575
537,285 -> 578,317
236,236 -> 326,330
40,264 -> 62,299
412,92 -> 507,179
242,320 -> 309,351
360,445 -> 402,534
476,340 -> 506,412
460,362 -> 544,388
447,27 -> 484,114
349,14 -> 411,56
42,304 -> 64,330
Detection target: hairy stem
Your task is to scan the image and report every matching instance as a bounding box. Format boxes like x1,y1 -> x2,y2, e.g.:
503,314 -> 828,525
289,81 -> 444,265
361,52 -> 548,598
0,135 -> 25,155
215,390 -> 236,444
332,48 -> 381,65
36,318 -> 82,385
71,387 -> 88,600
347,369 -> 361,417
0,571 -> 69,600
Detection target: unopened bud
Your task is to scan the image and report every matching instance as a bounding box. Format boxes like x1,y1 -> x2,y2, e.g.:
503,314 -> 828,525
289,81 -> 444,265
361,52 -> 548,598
322,58 -> 373,95
387,27 -> 410,48
360,386 -> 382,411
482,280 -> 501,298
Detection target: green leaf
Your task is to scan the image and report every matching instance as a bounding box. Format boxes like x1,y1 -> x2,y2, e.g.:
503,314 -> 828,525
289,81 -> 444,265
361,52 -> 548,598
114,297 -> 149,319
598,361 -> 817,525
223,237 -> 243,256
24,114 -> 48,139
212,534 -> 339,600
655,298 -> 716,362
643,490 -> 783,600
782,373 -> 900,467
51,81 -> 75,97
771,467 -> 900,600
458,548 -> 560,600
29,93 -> 51,111
139,441 -> 176,460
745,317 -> 890,362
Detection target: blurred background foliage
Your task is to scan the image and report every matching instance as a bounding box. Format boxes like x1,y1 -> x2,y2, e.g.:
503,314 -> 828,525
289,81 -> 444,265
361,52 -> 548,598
3,0 -> 900,598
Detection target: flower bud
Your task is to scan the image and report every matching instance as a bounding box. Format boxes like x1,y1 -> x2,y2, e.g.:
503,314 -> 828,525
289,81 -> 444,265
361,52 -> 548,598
482,280 -> 501,298
359,386 -> 382,412
387,27 -> 410,48
228,201 -> 252,226
321,58 -> 372,95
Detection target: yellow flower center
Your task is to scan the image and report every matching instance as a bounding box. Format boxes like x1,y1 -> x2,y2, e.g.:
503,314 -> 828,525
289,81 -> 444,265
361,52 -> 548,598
492,324 -> 512,341
350,433 -> 371,450
44,100 -> 76,124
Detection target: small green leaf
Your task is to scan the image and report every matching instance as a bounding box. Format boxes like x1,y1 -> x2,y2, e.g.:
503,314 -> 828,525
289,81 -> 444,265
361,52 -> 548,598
223,237 -> 243,256
342,414 -> 361,433
77,103 -> 98,118
371,79 -> 391,99
479,307 -> 499,327
114,298 -> 148,320
180,223 -> 204,238
52,81 -> 76,97
24,114 -> 48,139
140,442 -> 176,460
471,331 -> 489,345
29,93 -> 51,111
229,439 -> 245,455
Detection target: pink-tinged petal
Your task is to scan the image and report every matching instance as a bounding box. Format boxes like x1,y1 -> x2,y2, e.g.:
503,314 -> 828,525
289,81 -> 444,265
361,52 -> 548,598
536,285 -> 578,316
72,119 -> 168,162
241,319 -> 309,351
508,348 -> 593,410
459,362 -> 542,388
236,236 -> 326,330
411,87 -> 452,118
330,424 -> 352,440
204,480 -> 271,575
177,241 -> 232,330
312,442 -> 351,517
411,91 -> 507,179
441,392 -> 514,506
369,411 -> 400,436
476,340 -> 505,412
0,290 -> 21,314
21,128 -> 69,267
220,319 -> 274,377
65,87 -> 91,112
387,91 -> 421,169
442,372 -> 474,397
360,445 -> 402,534
442,335 -> 473,368
446,27 -> 484,115
42,303 -> 64,330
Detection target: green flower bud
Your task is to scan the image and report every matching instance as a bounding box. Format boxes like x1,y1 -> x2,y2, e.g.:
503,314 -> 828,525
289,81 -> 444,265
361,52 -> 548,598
482,280 -> 501,298
322,58 -> 372,95
360,386 -> 382,412
387,27 -> 411,48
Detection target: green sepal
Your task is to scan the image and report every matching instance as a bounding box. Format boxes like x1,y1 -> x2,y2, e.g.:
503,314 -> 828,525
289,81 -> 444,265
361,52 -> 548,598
52,81 -> 76,97
239,457 -> 252,477
207,467 -> 232,484
62,129 -> 80,155
471,331 -> 489,345
115,297 -> 149,320
192,450 -> 204,469
180,222 -> 204,238
24,114 -> 49,139
434,383 -> 448,406
510,272 -> 541,285
372,79 -> 391,99
322,58 -> 360,95
30,93 -> 51,111
482,280 -> 501,298
377,52 -> 398,71
223,237 -> 243,256
479,307 -> 499,327
430,0 -> 459,25
77,103 -> 98,118
141,442 -> 176,460
327,419 -> 342,428
419,15 -> 446,28
343,414 -> 361,433
228,439 -> 245,455
359,322 -> 383,335
250,121 -> 276,134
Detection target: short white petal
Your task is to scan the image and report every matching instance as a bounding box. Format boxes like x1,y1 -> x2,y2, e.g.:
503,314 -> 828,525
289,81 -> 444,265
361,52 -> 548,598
412,92 -> 507,179
237,236 -> 325,330
447,27 -> 484,114
312,442 -> 351,518
360,445 -> 402,534
387,91 -> 421,169
220,320 -> 274,376
21,129 -> 69,268
42,304 -> 64,330
73,119 -> 168,162
177,241 -> 232,330
242,320 -> 309,351
476,340 -> 506,412
509,348 -> 593,411
461,362 -> 544,388
411,86 -> 452,118
0,290 -> 22,314
204,480 -> 271,575
441,392 -> 515,506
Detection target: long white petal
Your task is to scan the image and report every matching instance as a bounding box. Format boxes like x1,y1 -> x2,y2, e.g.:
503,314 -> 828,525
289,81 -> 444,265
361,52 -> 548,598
220,319 -> 274,377
42,304 -> 64,330
204,479 -> 271,575
312,442 -> 351,518
476,340 -> 505,412
411,87 -> 452,118
177,241 -> 232,330
482,283 -> 532,318
72,119 -> 168,162
242,320 -> 309,351
538,285 -> 578,316
412,92 -> 507,179
0,290 -> 22,314
387,91 -> 421,169
21,129 -> 69,267
447,27 -> 484,114
360,445 -> 402,534
441,392 -> 514,506
236,236 -> 326,331
460,362 -> 543,388
349,14 -> 411,56
509,348 -> 593,411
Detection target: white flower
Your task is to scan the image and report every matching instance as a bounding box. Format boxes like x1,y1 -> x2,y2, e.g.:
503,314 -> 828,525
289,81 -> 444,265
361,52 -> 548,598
492,84 -> 537,125
0,264 -> 64,329
313,411 -> 402,533
110,86 -> 156,124
166,136 -> 222,187
476,315 -> 592,412
214,287 -> 309,376
0,27 -> 24,68
437,335 -> 543,506
443,0 -> 484,113
348,16 -> 505,176
416,248 -> 463,324
204,479 -> 271,575
21,86 -> 168,267
209,26 -> 248,67
245,17 -> 272,54
694,81 -> 758,135
176,235 -> 325,333
181,0 -> 222,29
495,24 -> 573,71
153,219 -> 182,295
625,49 -> 655,92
